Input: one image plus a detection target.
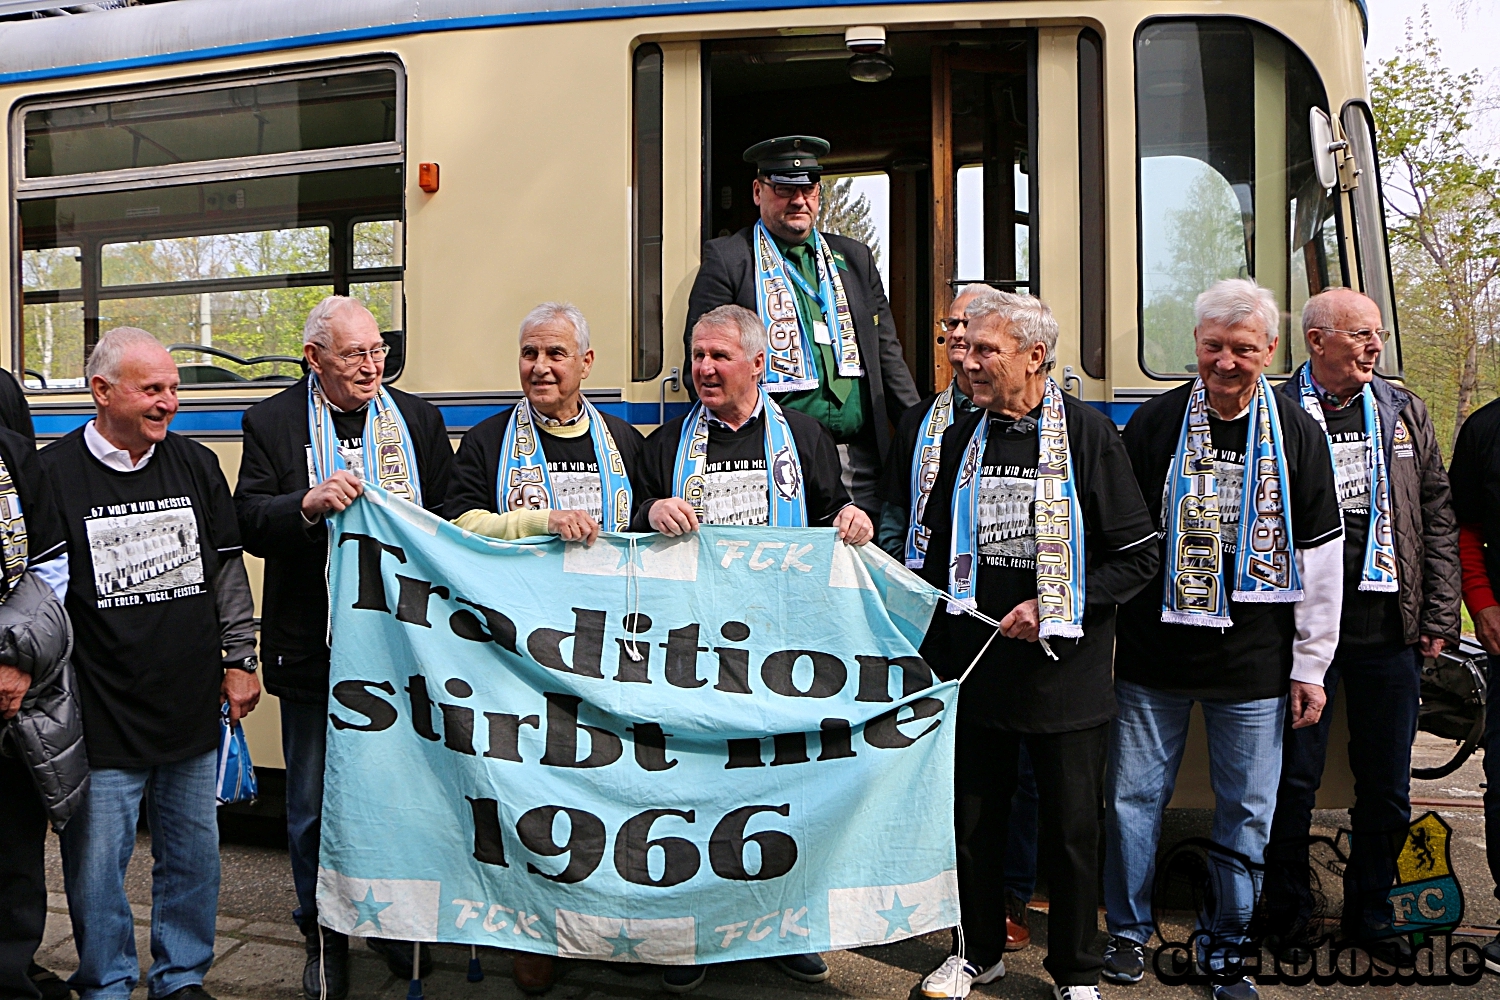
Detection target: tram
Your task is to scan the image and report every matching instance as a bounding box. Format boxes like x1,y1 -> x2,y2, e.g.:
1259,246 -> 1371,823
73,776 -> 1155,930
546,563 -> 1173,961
1,0 -> 1386,804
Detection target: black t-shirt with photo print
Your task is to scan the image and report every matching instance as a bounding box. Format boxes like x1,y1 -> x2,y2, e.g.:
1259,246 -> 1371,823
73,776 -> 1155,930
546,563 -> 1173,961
631,406 -> 850,529
1321,403 -> 1403,648
39,429 -> 241,769
1118,383 -> 1342,701
443,406 -> 647,523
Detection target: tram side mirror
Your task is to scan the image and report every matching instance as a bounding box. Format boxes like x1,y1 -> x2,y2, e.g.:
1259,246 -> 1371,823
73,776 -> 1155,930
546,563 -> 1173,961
1309,108 -> 1342,191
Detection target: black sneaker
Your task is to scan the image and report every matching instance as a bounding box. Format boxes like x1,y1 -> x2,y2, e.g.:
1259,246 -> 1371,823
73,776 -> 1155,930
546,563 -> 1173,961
1102,935 -> 1145,984
773,953 -> 831,983
1483,932 -> 1500,974
303,930 -> 349,1000
1357,933 -> 1413,968
661,966 -> 706,994
151,987 -> 216,1000
365,938 -> 433,980
27,964 -> 72,1000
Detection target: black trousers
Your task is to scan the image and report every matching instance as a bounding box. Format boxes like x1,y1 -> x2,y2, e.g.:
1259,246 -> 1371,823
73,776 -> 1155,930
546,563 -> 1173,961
954,720 -> 1108,985
0,744 -> 46,1000
1264,642 -> 1419,937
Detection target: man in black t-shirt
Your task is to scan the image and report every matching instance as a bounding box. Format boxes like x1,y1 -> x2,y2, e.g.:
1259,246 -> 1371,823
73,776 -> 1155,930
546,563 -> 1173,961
40,328 -> 259,1000
630,304 -> 867,995
446,303 -> 644,553
914,292 -> 1158,1000
235,298 -> 452,997
1262,289 -> 1459,963
1105,281 -> 1342,998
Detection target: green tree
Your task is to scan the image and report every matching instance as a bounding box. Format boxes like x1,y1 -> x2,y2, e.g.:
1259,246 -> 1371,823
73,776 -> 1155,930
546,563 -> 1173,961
1370,9 -> 1500,451
817,177 -> 881,267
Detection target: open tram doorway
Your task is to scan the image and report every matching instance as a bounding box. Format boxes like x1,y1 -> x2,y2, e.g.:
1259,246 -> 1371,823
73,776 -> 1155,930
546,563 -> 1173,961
703,28 -> 1037,395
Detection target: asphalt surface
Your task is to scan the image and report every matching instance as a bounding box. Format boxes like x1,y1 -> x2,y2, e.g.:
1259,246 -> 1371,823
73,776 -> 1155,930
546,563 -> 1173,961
29,733 -> 1500,999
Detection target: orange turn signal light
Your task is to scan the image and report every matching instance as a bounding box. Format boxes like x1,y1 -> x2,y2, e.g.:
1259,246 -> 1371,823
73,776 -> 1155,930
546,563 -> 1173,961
418,162 -> 440,193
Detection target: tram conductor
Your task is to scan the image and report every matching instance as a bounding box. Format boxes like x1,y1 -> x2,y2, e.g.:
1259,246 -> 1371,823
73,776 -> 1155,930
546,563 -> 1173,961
685,135 -> 919,517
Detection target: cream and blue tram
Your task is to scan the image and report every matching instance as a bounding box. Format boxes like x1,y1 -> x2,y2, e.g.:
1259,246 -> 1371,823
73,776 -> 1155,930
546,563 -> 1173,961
1,0 -> 1388,802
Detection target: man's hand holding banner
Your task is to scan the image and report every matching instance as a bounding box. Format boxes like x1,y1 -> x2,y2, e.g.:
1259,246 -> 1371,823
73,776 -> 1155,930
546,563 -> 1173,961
316,486 -> 960,965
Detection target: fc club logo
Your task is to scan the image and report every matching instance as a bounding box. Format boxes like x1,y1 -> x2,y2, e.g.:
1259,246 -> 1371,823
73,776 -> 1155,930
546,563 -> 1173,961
1389,811 -> 1463,934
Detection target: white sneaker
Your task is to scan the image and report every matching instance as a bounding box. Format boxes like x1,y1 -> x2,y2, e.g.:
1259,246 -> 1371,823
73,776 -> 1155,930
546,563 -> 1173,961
1052,986 -> 1102,1000
921,956 -> 1004,998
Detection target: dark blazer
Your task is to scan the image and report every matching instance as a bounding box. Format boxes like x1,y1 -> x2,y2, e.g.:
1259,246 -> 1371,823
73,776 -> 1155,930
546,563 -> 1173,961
685,226 -> 920,458
234,377 -> 452,702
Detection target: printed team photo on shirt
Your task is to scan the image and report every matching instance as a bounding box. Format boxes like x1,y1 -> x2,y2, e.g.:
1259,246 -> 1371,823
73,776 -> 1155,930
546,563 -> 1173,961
702,458 -> 769,525
541,461 -> 603,520
305,441 -> 366,488
1330,429 -> 1372,513
1214,447 -> 1245,553
978,463 -> 1037,569
85,497 -> 203,606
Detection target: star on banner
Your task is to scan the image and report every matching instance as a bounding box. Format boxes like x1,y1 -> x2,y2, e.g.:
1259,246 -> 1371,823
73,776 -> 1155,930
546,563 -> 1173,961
351,886 -> 394,933
876,891 -> 920,938
605,924 -> 646,959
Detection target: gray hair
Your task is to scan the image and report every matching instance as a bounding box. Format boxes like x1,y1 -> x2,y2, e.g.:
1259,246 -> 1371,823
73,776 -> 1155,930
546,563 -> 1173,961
1194,278 -> 1280,343
964,290 -> 1059,371
518,302 -> 590,353
953,282 -> 1000,305
693,304 -> 767,361
303,295 -> 374,350
1301,287 -> 1372,336
86,327 -> 165,382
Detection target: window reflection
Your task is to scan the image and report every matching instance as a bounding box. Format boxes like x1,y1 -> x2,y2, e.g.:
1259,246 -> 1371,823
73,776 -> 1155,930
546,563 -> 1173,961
1136,19 -> 1344,376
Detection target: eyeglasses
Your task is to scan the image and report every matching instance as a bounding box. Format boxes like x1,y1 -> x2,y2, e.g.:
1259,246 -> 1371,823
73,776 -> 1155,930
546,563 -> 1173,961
1319,327 -> 1392,345
937,317 -> 969,334
329,344 -> 391,368
768,183 -> 819,200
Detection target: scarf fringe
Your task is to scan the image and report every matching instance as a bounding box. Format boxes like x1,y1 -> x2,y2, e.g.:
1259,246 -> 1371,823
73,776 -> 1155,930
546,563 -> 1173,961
1040,623 -> 1083,640
1358,580 -> 1401,593
763,379 -> 820,394
945,596 -> 976,616
1231,589 -> 1304,603
1161,610 -> 1234,628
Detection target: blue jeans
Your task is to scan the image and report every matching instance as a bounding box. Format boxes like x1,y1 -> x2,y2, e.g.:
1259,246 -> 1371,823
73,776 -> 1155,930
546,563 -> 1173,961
280,699 -> 327,937
1104,680 -> 1285,953
1265,643 -> 1418,937
60,751 -> 219,1000
1003,741 -> 1039,901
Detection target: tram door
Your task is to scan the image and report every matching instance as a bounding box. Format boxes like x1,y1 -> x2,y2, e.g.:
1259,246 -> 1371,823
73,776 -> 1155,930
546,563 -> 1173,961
703,29 -> 1036,396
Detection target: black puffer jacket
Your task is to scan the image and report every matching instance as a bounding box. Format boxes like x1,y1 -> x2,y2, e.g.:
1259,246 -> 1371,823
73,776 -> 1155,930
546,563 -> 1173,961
1279,370 -> 1461,645
0,571 -> 87,831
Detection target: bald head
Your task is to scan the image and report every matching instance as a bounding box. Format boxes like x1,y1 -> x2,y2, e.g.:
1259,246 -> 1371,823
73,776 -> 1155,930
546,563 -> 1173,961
89,327 -> 180,461
1302,288 -> 1378,338
1302,287 -> 1386,400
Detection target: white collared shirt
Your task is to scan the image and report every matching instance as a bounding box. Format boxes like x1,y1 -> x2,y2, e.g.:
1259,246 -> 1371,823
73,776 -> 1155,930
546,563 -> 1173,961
705,395 -> 765,431
84,420 -> 154,472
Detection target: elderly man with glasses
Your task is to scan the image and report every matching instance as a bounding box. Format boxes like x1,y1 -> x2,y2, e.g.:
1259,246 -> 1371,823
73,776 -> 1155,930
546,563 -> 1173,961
234,296 -> 452,999
684,136 -> 919,518
1262,289 -> 1459,966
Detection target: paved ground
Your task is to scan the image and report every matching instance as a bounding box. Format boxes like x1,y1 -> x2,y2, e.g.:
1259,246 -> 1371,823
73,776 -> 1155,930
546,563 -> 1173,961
30,734 -> 1500,1000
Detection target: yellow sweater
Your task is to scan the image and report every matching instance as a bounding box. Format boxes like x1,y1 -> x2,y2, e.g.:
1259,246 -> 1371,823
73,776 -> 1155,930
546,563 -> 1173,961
452,411 -> 591,540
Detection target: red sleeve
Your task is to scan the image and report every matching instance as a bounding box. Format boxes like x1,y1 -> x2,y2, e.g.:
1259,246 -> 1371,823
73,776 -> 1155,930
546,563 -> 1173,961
1460,523 -> 1498,614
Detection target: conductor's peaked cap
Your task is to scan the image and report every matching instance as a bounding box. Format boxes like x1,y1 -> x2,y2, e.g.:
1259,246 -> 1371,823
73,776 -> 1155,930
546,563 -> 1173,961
744,135 -> 830,185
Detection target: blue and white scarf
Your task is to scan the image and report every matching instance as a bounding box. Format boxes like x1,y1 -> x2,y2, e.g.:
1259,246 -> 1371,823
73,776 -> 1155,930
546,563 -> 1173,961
1161,377 -> 1300,627
307,374 -> 420,505
753,221 -> 862,393
1296,366 -> 1398,592
671,388 -> 806,526
946,378 -> 1085,639
495,397 -> 633,533
905,385 -> 958,569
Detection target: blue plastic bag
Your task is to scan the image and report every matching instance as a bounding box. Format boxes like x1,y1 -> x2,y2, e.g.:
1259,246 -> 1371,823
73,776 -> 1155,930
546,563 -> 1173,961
216,702 -> 258,806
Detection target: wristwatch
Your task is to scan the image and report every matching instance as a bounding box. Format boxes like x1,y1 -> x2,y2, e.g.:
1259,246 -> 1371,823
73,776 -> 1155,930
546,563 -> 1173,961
227,655 -> 258,674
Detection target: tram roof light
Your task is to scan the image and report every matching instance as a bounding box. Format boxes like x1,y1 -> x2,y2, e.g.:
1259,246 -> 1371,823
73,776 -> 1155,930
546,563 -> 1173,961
845,25 -> 886,53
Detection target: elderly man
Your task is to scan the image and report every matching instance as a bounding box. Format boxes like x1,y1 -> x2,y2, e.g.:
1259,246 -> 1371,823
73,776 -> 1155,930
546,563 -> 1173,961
38,328 -> 259,1000
1263,289 -> 1459,963
0,408 -> 73,1000
685,136 -> 919,516
235,297 -> 451,998
1105,279 -> 1342,1000
629,303 -> 867,994
914,292 -> 1157,1000
446,302 -> 644,556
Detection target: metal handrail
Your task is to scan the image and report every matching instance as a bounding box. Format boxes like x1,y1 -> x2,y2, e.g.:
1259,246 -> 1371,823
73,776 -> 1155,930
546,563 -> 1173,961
23,369 -> 46,388
166,343 -> 302,367
658,366 -> 681,425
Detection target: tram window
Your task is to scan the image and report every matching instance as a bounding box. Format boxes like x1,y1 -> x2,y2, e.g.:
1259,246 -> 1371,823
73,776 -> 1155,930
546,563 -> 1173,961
819,173 -> 889,290
14,61 -> 407,389
956,163 -> 1028,285
22,68 -> 398,179
632,43 -> 664,382
1078,27 -> 1105,379
1342,102 -> 1400,375
1136,20 -> 1344,377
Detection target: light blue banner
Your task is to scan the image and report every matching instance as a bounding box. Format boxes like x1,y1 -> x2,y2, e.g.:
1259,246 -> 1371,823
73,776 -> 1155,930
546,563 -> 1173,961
316,487 -> 960,965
